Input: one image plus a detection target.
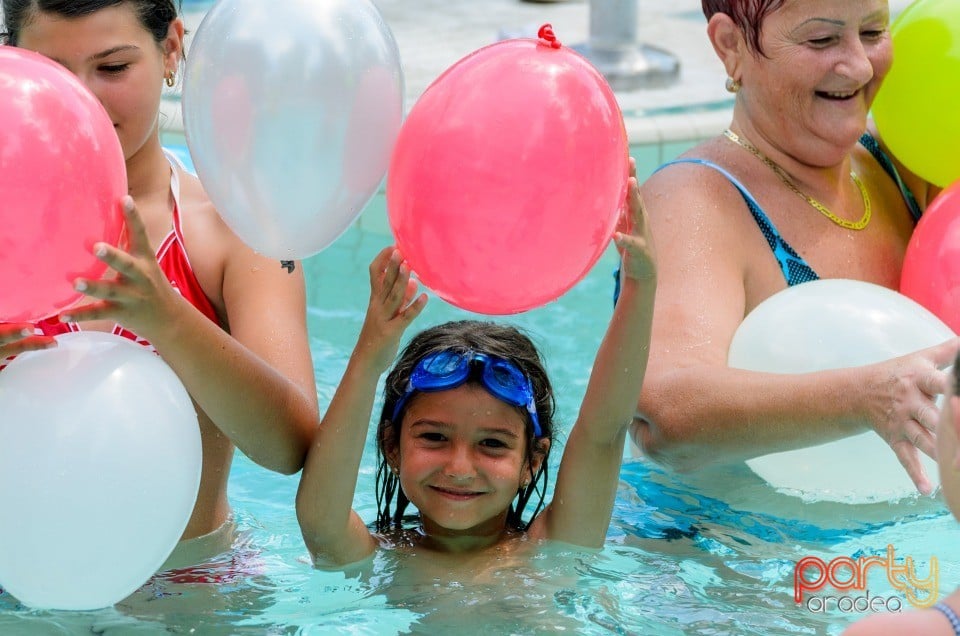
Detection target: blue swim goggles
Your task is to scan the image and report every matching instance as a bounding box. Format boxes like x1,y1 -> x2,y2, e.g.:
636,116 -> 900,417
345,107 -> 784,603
391,350 -> 543,438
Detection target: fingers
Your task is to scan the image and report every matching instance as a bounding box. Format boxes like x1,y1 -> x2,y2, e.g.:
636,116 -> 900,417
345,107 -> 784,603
115,196 -> 151,258
929,338 -> 960,369
0,324 -> 33,346
908,419 -> 937,459
368,246 -> 396,284
0,334 -> 56,358
378,250 -> 403,304
398,292 -> 429,326
402,276 -> 418,307
0,325 -> 56,356
368,246 -> 423,319
617,156 -> 650,246
614,168 -> 656,282
917,368 -> 949,398
384,261 -> 411,312
889,406 -> 938,495
892,440 -> 934,496
58,300 -> 112,324
614,230 -> 644,257
914,402 -> 939,434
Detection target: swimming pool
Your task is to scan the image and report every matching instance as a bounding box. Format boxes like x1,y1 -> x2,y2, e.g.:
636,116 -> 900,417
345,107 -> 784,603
0,146 -> 954,635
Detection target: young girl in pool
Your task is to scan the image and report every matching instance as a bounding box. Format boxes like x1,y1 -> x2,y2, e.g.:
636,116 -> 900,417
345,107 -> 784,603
296,161 -> 656,568
2,0 -> 318,569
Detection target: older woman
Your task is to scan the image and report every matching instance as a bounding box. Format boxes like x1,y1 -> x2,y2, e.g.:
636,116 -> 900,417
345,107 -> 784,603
632,0 -> 958,495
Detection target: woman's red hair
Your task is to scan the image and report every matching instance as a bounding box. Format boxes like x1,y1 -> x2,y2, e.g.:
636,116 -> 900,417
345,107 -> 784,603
702,0 -> 787,54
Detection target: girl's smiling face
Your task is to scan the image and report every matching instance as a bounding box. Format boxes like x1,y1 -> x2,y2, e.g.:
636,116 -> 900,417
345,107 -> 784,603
16,4 -> 182,162
394,384 -> 540,544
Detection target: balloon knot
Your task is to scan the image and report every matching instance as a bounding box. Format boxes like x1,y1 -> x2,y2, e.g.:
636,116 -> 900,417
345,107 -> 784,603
280,260 -> 295,273
538,24 -> 561,48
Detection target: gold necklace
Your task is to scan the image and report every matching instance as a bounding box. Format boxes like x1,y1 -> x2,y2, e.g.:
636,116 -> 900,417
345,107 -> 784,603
722,129 -> 871,231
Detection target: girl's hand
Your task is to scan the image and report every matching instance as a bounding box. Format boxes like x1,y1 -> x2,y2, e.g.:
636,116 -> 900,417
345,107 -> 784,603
355,247 -> 427,373
615,158 -> 657,282
0,323 -> 55,359
60,196 -> 180,336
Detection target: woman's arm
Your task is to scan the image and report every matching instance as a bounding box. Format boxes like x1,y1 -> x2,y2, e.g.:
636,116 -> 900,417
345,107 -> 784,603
633,162 -> 957,494
297,247 -> 426,567
534,161 -> 657,547
62,196 -> 319,474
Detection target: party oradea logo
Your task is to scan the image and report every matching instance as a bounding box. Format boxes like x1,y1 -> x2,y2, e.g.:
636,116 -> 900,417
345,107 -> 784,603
794,545 -> 938,613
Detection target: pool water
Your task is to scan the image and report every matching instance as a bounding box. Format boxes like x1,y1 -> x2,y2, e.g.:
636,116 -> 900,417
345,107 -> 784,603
0,148 -> 956,635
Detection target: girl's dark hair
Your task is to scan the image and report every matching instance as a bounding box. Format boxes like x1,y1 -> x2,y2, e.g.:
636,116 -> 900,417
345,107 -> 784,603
375,320 -> 556,533
701,0 -> 787,55
2,0 -> 180,46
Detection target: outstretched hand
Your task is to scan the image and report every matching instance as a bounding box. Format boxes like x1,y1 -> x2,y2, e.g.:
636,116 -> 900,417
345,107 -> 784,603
59,196 -> 180,337
355,247 -> 428,373
0,323 -> 54,360
868,337 -> 960,494
615,158 -> 656,282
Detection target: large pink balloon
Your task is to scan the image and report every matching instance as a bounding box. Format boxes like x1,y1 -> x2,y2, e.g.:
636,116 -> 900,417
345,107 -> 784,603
0,47 -> 126,322
387,28 -> 628,314
900,180 -> 960,333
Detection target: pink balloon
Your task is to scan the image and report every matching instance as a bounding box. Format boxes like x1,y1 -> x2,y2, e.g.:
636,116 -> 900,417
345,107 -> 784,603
387,28 -> 628,314
0,47 -> 126,322
900,181 -> 960,333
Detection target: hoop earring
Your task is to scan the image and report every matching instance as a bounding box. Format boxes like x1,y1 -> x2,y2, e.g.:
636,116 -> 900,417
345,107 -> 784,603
725,77 -> 741,94
165,71 -> 176,88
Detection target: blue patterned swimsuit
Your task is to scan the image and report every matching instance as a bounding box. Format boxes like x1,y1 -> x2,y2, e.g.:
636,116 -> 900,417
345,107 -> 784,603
613,132 -> 922,302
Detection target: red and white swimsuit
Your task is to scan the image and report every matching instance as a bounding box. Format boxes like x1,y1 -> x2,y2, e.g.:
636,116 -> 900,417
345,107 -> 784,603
2,151 -> 220,370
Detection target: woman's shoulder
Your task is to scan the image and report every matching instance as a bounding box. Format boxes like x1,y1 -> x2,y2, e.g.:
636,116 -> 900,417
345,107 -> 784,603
175,169 -> 249,262
640,135 -> 763,237
642,136 -> 751,206
177,170 -> 226,232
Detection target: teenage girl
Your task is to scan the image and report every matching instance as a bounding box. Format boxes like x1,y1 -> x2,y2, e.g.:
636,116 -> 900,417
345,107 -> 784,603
2,0 -> 319,567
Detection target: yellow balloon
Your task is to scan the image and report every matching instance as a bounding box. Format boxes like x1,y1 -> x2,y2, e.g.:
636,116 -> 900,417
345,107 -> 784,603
873,0 -> 960,187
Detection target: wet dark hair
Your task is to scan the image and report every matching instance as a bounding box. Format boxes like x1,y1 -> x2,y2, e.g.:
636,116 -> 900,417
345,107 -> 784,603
2,0 -> 180,46
374,320 -> 556,533
702,0 -> 786,55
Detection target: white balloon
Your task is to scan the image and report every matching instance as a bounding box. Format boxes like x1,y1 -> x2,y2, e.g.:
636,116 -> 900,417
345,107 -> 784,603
728,279 -> 955,504
0,332 -> 201,610
182,0 -> 404,260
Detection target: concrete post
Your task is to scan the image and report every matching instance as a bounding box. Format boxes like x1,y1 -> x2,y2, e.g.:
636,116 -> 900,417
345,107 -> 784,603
574,0 -> 680,90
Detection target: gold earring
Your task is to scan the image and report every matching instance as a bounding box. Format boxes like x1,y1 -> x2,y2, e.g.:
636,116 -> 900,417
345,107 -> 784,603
165,71 -> 176,88
725,77 -> 741,93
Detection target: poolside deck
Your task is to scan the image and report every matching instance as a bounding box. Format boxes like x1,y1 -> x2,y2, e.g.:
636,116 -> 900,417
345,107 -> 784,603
165,0 -> 916,165
167,0 -> 724,152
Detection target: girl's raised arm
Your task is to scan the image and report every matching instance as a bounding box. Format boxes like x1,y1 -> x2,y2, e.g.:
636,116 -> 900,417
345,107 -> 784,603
534,159 -> 657,547
297,247 -> 427,567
